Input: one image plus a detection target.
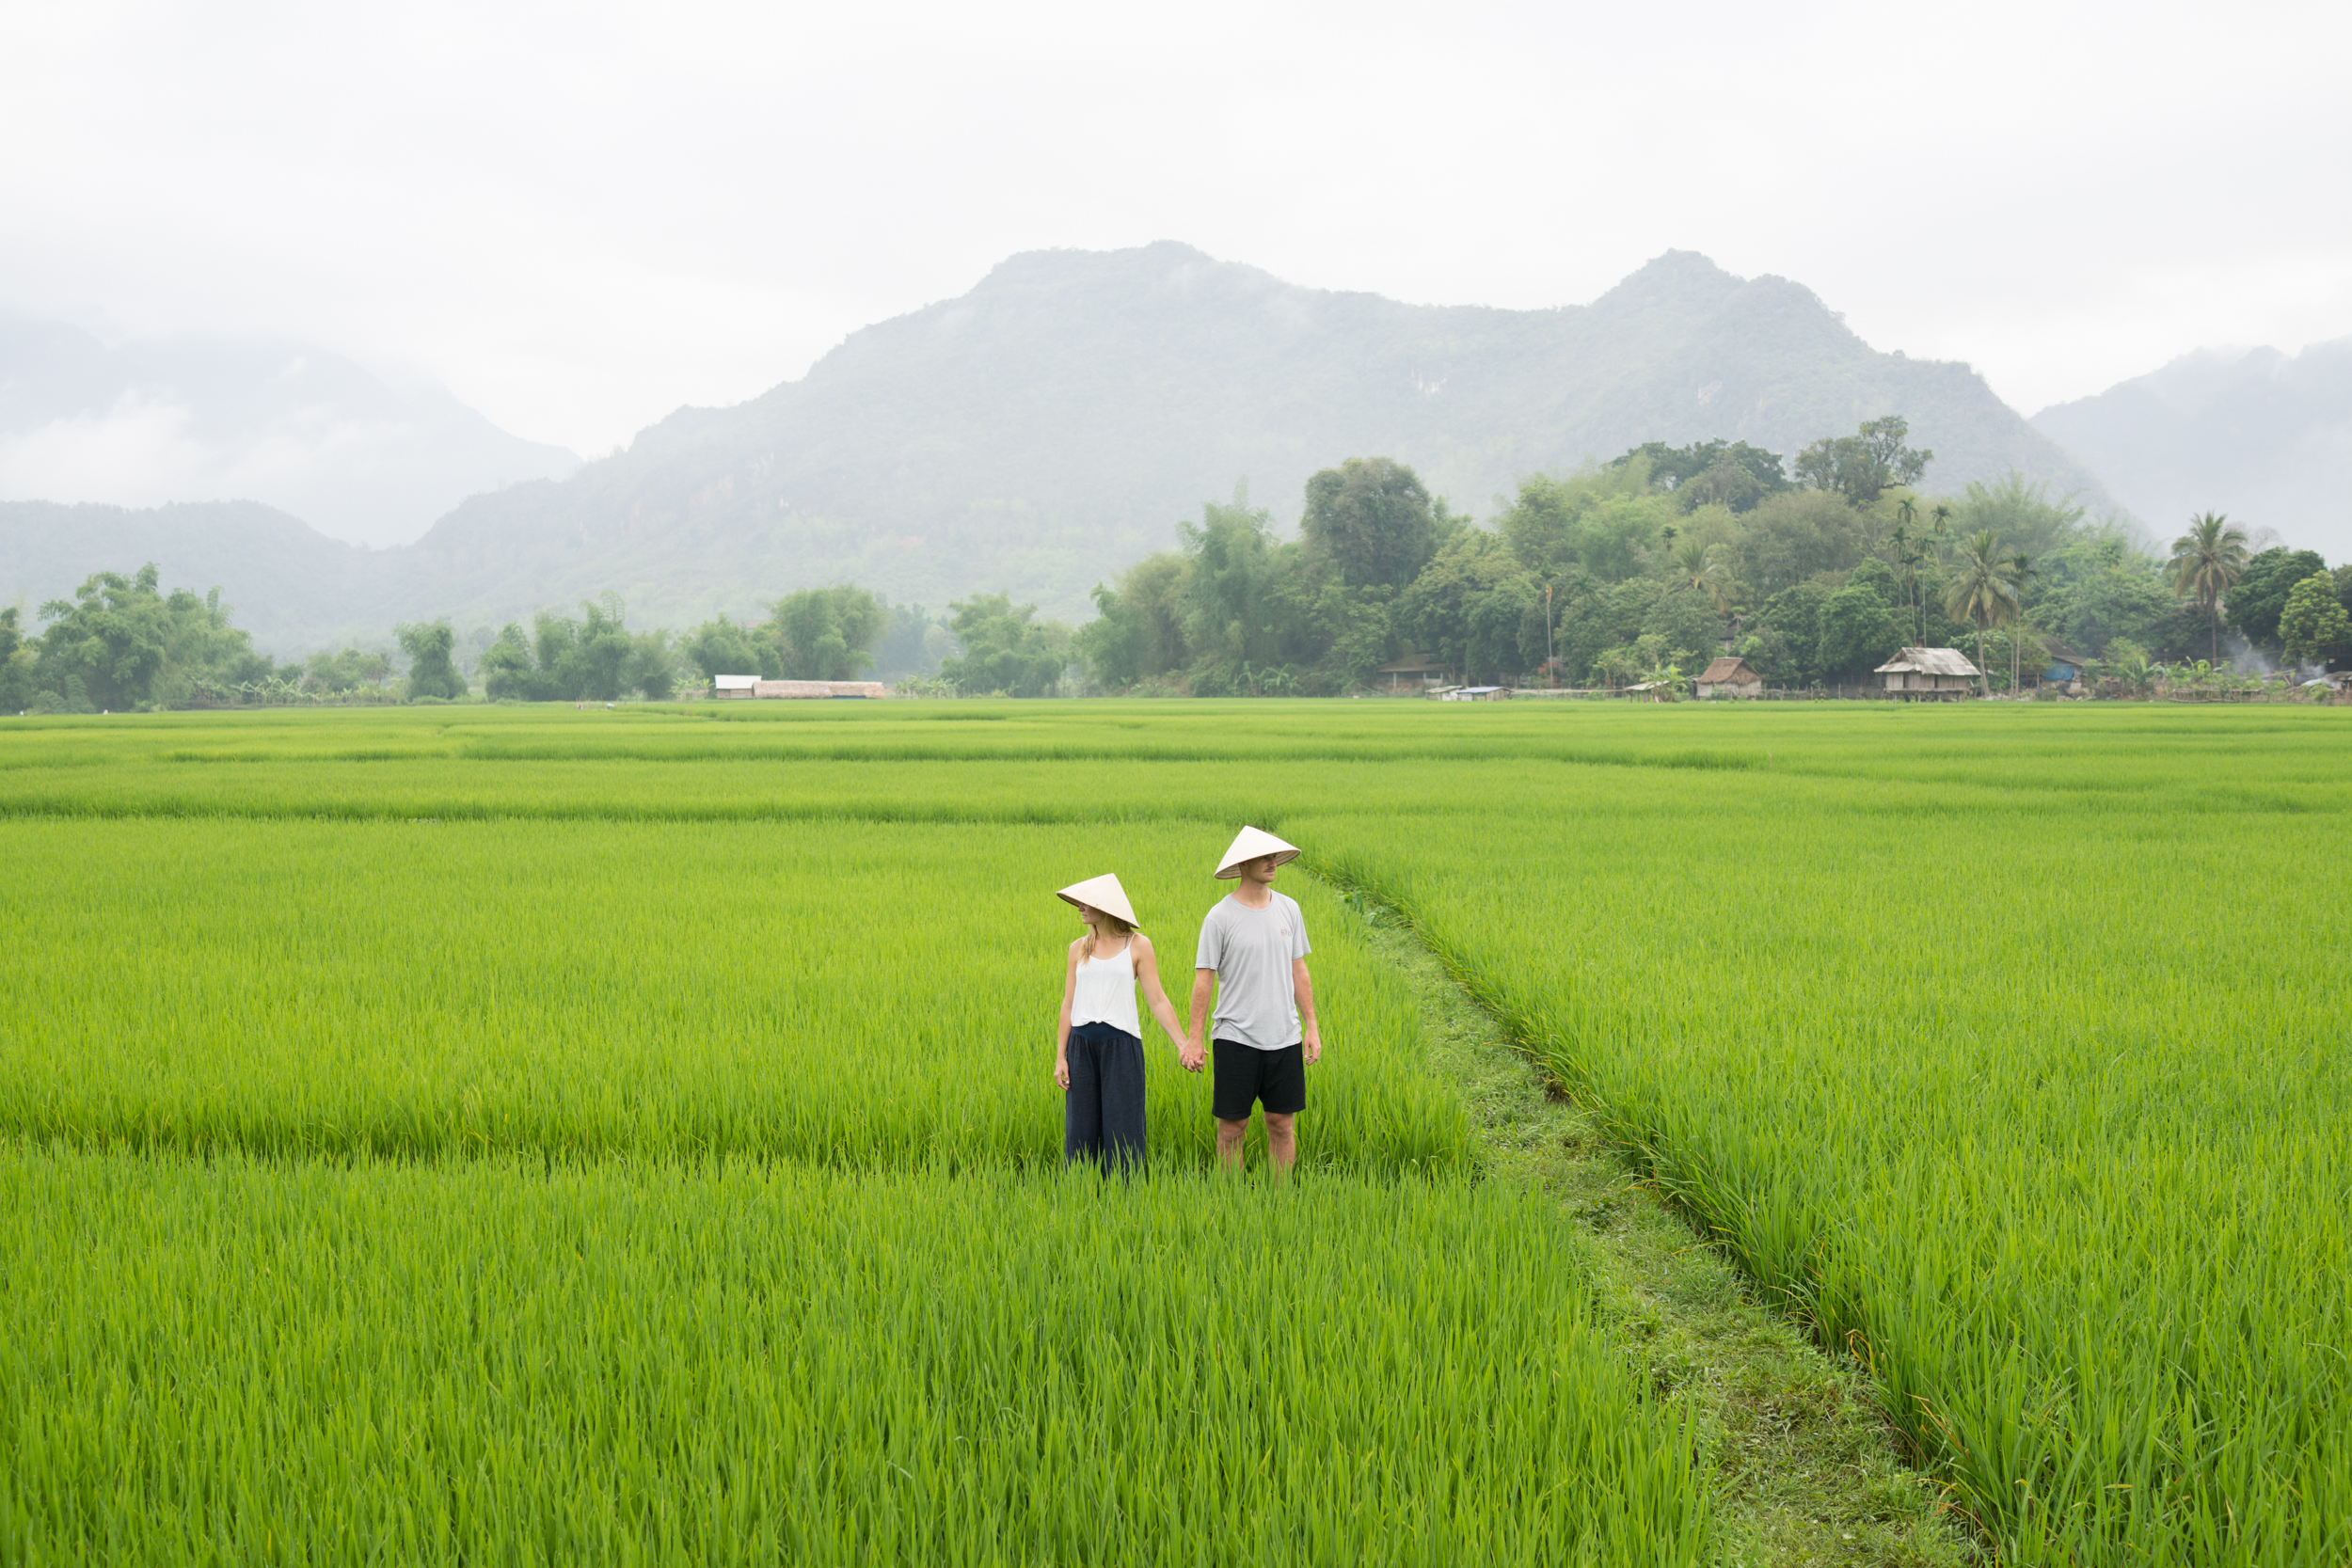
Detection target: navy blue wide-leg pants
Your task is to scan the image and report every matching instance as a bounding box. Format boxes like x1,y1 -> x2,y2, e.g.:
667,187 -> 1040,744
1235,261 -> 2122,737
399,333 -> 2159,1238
1064,1022 -> 1146,1171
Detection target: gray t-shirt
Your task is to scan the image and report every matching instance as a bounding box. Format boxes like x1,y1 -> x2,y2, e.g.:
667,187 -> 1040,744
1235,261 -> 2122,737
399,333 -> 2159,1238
1195,891 -> 1312,1051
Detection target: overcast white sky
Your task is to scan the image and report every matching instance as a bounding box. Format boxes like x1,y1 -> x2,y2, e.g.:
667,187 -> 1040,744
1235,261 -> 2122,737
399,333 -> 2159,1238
4,0 -> 2348,457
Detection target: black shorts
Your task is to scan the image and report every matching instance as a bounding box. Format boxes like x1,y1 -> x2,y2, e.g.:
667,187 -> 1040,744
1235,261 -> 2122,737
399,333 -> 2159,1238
1212,1039 -> 1306,1120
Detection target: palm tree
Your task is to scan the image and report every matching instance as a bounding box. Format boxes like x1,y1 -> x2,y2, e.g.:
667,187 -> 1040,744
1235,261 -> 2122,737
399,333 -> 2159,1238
2009,552 -> 2034,694
1669,539 -> 1735,613
2169,512 -> 2249,664
1944,530 -> 2021,698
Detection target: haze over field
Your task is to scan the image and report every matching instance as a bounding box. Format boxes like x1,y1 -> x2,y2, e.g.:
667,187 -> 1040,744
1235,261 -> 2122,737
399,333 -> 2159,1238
2,0 -> 2348,638
0,244 -> 2120,642
0,315 -> 580,547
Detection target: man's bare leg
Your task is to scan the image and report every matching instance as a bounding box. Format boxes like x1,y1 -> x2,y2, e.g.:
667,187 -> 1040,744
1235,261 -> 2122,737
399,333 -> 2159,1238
1216,1117 -> 1250,1170
1263,1113 -> 1295,1173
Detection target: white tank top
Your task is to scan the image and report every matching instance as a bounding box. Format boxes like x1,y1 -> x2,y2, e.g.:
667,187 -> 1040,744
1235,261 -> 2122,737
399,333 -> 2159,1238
1071,941 -> 1141,1037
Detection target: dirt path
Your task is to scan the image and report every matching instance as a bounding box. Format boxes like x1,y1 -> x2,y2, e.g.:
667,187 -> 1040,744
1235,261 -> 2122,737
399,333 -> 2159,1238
1326,879 -> 1979,1568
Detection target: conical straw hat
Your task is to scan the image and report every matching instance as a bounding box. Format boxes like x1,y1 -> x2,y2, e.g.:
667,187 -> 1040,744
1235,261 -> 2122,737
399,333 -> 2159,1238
1215,825 -> 1301,879
1057,873 -> 1141,928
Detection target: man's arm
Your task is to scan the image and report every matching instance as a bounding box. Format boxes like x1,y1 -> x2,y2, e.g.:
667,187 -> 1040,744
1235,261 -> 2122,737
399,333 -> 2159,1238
1184,968 -> 1214,1072
1293,957 -> 1320,1065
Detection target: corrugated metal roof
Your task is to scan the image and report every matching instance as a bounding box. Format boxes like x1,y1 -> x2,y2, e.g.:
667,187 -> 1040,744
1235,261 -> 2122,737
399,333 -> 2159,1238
1874,646 -> 1980,677
2041,636 -> 2094,667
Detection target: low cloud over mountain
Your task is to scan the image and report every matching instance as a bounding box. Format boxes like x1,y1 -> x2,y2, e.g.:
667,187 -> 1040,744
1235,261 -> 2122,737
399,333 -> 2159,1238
6,245 -> 2118,648
0,316 -> 579,548
2033,342 -> 2352,560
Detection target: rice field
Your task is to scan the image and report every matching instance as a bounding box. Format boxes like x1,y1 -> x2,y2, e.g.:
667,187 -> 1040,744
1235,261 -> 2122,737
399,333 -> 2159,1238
0,818 -> 1464,1170
0,1150 -> 1700,1566
1,699 -> 2345,1564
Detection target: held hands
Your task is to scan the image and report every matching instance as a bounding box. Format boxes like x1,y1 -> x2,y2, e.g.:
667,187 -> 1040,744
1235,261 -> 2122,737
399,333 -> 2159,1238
1303,1025 -> 1322,1066
1179,1037 -> 1206,1073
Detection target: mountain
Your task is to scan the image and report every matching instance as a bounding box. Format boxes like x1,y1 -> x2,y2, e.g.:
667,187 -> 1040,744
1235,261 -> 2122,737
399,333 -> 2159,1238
0,500 -> 371,650
2,245 -> 2122,646
2031,342 -> 2352,560
0,316 -> 580,548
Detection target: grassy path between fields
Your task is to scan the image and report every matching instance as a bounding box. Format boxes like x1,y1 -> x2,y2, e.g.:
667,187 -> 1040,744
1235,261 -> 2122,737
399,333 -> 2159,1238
1327,879 -> 1979,1568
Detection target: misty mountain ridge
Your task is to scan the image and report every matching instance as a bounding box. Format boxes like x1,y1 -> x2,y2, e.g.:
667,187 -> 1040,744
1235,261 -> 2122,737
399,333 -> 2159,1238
0,315 -> 580,548
2032,341 -> 2352,560
7,244 -> 2121,648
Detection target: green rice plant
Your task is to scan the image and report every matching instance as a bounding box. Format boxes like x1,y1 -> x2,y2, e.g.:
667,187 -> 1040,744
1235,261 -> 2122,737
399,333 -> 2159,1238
7,701 -> 2342,824
6,700 -> 2350,1562
0,1144 -> 1708,1567
1299,741 -> 2352,1565
0,817 -> 1467,1173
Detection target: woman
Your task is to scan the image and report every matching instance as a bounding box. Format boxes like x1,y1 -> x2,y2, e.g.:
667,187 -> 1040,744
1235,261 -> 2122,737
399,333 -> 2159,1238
1055,873 -> 1189,1170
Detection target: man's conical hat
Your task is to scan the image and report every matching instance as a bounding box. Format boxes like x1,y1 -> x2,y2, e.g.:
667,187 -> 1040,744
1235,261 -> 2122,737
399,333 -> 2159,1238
1057,873 -> 1141,928
1215,825 -> 1301,879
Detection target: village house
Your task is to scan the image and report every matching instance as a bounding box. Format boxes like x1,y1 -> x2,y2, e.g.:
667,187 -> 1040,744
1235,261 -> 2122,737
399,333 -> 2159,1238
707,675 -> 885,699
753,680 -> 887,699
2041,637 -> 2096,689
1375,653 -> 1444,693
1694,656 -> 1762,698
1874,647 -> 1979,699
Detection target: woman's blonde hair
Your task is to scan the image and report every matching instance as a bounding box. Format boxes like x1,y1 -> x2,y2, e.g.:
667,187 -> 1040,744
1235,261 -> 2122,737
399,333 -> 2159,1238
1079,907 -> 1135,960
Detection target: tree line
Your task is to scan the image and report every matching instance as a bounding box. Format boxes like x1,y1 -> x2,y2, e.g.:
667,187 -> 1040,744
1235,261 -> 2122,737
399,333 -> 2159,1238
1065,421 -> 2352,696
10,420 -> 2347,713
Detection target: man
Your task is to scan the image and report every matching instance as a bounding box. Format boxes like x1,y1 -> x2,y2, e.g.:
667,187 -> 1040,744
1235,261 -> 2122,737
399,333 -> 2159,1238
1184,825 -> 1321,1173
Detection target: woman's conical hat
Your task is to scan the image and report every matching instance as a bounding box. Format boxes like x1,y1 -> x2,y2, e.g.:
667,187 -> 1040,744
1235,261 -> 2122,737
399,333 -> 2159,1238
1215,825 -> 1301,879
1057,873 -> 1141,928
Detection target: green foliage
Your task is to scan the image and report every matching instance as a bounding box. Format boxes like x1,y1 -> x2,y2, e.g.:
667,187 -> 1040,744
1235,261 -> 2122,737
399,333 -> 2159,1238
2223,547 -> 2330,651
629,631 -> 678,701
1747,582 -> 1831,686
873,599 -> 953,681
2280,571 -> 2352,669
677,615 -> 777,687
1174,494 -> 1296,692
2169,512 -> 2251,665
477,624 -> 539,701
1397,531 -> 1540,685
1729,490 -> 1867,596
1300,457 -> 1438,590
939,594 -> 1071,697
482,594 -> 673,702
303,647 -> 392,694
1813,582 -> 1902,682
1792,416 -> 1932,506
1637,583 -> 1723,681
1944,529 -> 2023,691
769,586 -> 885,681
1947,470 -> 2087,560
1073,554 -> 1189,690
24,562 -> 278,710
1497,468 -> 1676,584
0,608 -> 31,713
1062,438 -> 2140,695
1612,438 -> 1790,513
2033,529 -> 2191,657
394,620 -> 468,701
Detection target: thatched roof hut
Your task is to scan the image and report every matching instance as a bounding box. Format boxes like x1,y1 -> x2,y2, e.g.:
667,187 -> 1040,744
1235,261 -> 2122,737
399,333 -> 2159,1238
1875,647 -> 1979,699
